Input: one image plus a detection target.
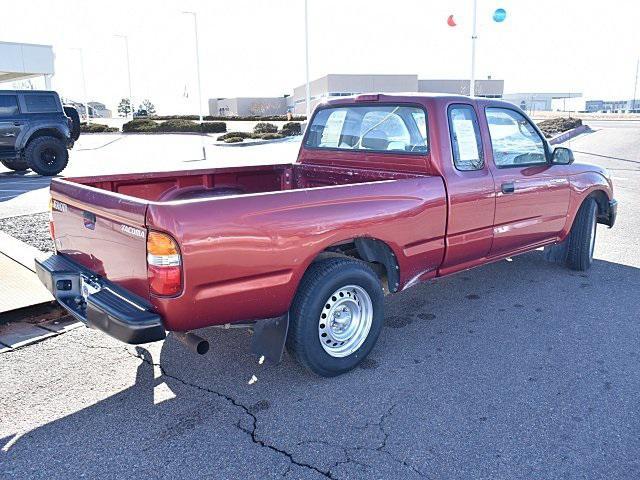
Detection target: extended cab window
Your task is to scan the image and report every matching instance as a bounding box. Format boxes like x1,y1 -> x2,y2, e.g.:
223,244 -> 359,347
24,94 -> 59,113
0,96 -> 19,117
448,105 -> 484,170
486,108 -> 546,167
305,105 -> 428,153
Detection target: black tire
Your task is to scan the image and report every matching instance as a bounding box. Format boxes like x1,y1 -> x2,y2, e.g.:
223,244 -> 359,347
63,106 -> 81,141
1,158 -> 29,171
286,257 -> 384,377
566,198 -> 598,271
24,136 -> 69,176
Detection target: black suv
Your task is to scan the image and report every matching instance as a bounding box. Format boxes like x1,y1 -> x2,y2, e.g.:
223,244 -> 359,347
0,90 -> 80,176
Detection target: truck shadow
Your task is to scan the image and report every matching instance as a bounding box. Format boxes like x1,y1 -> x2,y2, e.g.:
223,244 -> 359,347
3,251 -> 640,478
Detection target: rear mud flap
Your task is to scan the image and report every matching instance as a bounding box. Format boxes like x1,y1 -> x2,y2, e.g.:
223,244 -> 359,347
250,313 -> 289,364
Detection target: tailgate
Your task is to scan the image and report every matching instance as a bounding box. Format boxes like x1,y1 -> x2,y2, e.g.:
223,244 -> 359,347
50,178 -> 150,299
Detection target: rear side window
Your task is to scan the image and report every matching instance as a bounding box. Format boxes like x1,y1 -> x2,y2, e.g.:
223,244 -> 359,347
0,96 -> 19,117
448,105 -> 484,170
305,105 -> 428,153
24,94 -> 59,113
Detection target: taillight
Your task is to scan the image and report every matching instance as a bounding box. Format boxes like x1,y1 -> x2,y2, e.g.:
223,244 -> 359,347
48,197 -> 55,240
147,231 -> 182,296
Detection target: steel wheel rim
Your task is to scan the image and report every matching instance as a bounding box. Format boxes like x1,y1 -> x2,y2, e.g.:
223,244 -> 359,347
318,285 -> 373,358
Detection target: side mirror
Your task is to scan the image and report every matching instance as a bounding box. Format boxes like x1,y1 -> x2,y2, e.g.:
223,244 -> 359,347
552,147 -> 574,165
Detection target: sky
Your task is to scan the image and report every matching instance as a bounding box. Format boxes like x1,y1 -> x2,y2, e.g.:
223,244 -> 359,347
2,0 -> 639,114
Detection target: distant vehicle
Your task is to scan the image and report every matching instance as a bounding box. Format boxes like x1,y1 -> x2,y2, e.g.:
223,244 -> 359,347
0,90 -> 79,176
37,94 -> 617,377
133,109 -> 148,117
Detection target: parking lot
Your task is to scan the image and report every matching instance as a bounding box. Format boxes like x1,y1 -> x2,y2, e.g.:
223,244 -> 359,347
1,123 -> 639,479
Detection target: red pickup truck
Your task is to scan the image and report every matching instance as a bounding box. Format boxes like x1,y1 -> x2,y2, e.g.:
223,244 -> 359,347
36,94 -> 616,376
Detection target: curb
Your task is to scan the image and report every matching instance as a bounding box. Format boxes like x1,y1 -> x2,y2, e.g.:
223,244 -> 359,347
549,124 -> 591,145
215,136 -> 301,148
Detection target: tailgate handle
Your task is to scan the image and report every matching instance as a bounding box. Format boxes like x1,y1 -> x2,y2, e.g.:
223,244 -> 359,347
83,211 -> 96,230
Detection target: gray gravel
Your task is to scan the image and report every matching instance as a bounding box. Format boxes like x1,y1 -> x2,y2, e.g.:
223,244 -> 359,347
0,212 -> 54,253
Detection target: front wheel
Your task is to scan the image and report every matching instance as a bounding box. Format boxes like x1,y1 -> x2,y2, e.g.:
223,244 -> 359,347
286,257 -> 384,377
566,198 -> 598,271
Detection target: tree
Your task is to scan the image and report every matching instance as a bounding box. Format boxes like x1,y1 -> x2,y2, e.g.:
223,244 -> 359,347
139,99 -> 156,116
117,98 -> 132,117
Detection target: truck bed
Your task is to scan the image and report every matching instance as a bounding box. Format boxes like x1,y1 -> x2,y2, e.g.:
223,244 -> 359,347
50,163 -> 447,330
65,163 -> 425,201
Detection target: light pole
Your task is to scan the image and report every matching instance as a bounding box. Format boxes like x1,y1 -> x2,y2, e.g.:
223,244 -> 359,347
71,48 -> 90,124
469,0 -> 478,97
114,35 -> 133,118
182,11 -> 205,159
632,57 -> 639,112
304,0 -> 311,119
183,11 -> 204,125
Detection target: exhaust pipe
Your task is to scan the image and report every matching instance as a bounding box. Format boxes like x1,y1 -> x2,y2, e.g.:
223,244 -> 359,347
173,332 -> 209,355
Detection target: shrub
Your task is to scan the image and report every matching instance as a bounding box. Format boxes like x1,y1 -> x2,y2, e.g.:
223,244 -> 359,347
537,117 -> 583,138
281,122 -> 302,135
148,115 -> 199,121
217,132 -> 252,141
155,119 -> 200,132
80,123 -> 119,133
205,115 -> 307,121
257,133 -> 284,140
200,121 -> 227,133
253,122 -> 278,134
122,118 -> 158,132
139,114 -> 307,122
224,137 -> 244,143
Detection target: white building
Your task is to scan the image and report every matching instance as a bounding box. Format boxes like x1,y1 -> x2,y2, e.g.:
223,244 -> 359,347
0,41 -> 55,88
208,96 -> 290,117
292,74 -> 505,115
502,92 -> 582,113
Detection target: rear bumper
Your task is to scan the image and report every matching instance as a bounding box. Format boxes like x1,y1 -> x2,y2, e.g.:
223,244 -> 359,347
35,254 -> 165,344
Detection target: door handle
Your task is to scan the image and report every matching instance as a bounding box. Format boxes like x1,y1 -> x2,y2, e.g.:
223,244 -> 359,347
2,133 -> 16,137
501,182 -> 515,194
13,122 -> 24,126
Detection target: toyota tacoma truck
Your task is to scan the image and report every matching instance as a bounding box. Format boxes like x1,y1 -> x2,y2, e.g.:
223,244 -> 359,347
0,90 -> 79,176
36,94 -> 617,377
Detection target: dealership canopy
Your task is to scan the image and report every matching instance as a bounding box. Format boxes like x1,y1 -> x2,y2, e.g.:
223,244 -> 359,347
0,41 -> 54,87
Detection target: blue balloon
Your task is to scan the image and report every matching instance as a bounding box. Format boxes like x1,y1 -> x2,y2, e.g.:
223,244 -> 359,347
493,8 -> 507,22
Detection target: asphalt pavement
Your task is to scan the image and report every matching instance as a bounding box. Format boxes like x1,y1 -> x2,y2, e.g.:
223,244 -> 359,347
1,122 -> 639,479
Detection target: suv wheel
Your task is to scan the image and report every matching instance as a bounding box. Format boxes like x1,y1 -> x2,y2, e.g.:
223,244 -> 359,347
25,136 -> 69,176
1,158 -> 29,172
286,257 -> 384,377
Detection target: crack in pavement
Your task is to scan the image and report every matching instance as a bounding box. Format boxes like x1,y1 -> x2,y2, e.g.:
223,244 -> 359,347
126,347 -> 336,479
295,403 -> 430,478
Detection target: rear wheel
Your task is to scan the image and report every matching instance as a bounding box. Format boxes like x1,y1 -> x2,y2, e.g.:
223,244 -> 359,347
566,198 -> 598,271
286,257 -> 384,377
1,158 -> 29,171
25,136 -> 69,176
63,106 -> 81,141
